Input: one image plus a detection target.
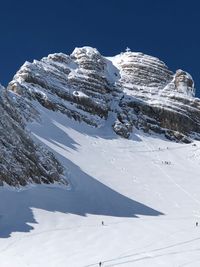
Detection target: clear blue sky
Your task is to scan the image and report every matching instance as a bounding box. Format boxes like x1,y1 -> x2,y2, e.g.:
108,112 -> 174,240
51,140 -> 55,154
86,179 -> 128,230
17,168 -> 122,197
0,0 -> 199,95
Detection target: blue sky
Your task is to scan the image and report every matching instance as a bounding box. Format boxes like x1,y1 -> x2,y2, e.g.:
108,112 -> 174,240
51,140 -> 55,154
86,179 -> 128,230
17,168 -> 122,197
0,0 -> 199,95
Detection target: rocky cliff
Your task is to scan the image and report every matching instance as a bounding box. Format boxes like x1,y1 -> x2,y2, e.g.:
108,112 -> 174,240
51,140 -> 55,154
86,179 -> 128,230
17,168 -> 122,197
110,52 -> 199,141
0,85 -> 66,186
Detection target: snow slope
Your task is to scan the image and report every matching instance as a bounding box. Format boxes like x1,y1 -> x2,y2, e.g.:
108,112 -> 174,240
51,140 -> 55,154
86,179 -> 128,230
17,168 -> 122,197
1,105 -> 200,266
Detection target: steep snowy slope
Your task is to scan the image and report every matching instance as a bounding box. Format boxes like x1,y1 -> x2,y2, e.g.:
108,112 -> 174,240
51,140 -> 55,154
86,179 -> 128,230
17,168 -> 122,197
0,107 -> 200,266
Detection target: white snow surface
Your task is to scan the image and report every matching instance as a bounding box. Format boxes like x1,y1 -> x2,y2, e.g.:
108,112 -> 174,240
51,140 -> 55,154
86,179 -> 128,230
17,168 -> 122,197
1,106 -> 200,266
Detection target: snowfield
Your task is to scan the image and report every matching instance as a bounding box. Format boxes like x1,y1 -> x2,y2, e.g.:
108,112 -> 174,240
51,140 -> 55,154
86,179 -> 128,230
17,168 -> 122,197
1,106 -> 200,266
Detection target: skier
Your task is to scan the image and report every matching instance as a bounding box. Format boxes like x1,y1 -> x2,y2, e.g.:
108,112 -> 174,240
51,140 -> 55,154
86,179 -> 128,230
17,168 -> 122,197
196,221 -> 198,227
99,261 -> 102,266
102,221 -> 104,226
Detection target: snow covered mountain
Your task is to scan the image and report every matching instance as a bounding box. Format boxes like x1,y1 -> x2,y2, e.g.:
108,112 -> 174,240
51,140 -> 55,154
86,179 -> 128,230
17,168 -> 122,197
1,46 -> 200,186
7,46 -> 200,144
1,47 -> 200,266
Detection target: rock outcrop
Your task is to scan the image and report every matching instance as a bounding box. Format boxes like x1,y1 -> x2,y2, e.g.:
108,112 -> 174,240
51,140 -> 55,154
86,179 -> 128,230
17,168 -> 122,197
0,85 -> 66,187
174,69 -> 195,96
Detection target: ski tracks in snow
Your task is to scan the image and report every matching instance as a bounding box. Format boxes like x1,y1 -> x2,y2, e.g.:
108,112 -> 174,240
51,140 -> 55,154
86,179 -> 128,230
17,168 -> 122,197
82,235 -> 200,267
142,138 -> 200,207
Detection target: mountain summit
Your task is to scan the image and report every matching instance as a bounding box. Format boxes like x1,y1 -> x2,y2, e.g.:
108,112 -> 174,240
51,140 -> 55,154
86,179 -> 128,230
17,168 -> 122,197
1,46 -> 200,186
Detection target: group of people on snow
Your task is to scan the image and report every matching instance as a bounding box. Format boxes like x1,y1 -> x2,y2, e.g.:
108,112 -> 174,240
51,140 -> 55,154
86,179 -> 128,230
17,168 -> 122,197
162,160 -> 171,165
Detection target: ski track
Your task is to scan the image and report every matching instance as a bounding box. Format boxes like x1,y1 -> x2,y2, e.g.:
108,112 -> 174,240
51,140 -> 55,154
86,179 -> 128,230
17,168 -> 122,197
142,137 -> 200,206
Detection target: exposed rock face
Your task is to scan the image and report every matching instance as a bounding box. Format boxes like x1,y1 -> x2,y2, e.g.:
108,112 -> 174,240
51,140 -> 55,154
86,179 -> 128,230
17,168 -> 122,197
110,51 -> 200,142
8,47 -> 112,127
7,47 -> 200,143
0,86 -> 66,187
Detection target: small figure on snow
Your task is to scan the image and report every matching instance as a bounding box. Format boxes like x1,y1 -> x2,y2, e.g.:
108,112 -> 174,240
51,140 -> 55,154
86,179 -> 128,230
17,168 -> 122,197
99,261 -> 102,266
120,94 -> 125,100
102,221 -> 104,226
196,221 -> 198,227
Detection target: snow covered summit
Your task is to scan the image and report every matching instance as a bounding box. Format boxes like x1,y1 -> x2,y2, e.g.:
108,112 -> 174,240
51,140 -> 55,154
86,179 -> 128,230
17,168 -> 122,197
8,46 -> 200,143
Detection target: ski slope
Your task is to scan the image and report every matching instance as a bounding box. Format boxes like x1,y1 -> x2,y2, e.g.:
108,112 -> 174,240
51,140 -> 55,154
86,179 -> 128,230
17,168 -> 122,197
1,106 -> 200,266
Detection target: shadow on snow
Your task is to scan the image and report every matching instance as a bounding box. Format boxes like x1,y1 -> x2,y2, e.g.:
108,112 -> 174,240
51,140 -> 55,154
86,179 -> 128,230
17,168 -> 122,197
0,111 -> 163,238
0,165 -> 163,238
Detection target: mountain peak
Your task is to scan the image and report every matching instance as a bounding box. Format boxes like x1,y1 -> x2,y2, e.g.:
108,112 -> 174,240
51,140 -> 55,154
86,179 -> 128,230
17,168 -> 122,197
1,47 -> 200,186
6,47 -> 200,143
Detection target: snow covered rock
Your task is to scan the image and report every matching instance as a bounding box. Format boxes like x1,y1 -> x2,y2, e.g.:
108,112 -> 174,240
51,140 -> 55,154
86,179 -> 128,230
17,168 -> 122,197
8,47 -> 113,127
112,51 -> 173,87
0,85 -> 66,187
174,69 -> 195,96
113,119 -> 132,139
110,51 -> 200,141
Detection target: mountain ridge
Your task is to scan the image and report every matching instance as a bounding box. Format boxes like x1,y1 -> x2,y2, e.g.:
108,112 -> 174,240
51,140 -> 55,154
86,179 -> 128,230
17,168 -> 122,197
7,47 -> 199,142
